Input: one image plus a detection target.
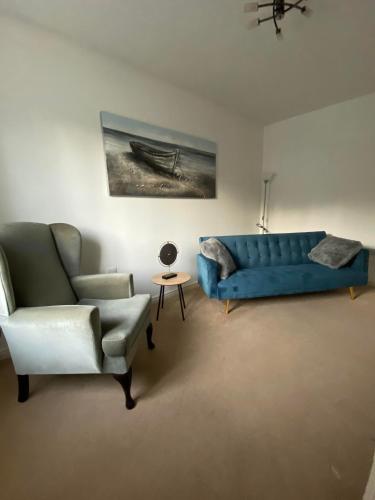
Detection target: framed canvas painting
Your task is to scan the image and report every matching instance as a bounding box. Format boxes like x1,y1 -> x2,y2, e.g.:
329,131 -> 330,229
101,111 -> 216,198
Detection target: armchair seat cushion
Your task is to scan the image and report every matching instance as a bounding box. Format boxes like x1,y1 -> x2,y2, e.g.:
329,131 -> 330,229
79,294 -> 151,357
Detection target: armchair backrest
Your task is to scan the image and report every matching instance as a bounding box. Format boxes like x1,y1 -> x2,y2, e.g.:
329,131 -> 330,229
0,245 -> 16,316
49,223 -> 82,278
0,222 -> 77,310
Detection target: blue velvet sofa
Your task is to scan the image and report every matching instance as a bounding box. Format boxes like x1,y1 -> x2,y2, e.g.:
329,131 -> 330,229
197,231 -> 368,311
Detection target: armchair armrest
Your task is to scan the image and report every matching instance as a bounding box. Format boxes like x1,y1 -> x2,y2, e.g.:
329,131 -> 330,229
349,249 -> 369,273
197,254 -> 219,298
71,273 -> 134,300
1,305 -> 102,374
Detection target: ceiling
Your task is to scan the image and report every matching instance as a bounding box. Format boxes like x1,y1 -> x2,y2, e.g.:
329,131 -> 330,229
1,0 -> 375,124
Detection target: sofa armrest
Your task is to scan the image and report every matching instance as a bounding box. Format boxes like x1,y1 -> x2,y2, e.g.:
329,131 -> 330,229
349,249 -> 369,273
197,254 -> 219,298
71,273 -> 134,300
1,305 -> 102,374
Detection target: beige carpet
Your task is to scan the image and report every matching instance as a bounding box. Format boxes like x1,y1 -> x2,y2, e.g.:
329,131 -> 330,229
1,285 -> 375,500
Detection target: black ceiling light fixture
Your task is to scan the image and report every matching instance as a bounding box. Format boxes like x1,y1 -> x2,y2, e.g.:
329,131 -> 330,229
244,0 -> 309,37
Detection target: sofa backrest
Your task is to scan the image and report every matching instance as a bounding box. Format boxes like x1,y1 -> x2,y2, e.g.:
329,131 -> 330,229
199,232 -> 326,269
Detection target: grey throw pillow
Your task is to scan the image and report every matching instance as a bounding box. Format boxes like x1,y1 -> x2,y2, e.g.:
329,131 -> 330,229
308,235 -> 362,269
200,238 -> 236,279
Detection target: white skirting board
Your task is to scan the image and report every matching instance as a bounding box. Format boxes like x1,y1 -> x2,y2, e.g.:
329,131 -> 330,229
151,280 -> 197,301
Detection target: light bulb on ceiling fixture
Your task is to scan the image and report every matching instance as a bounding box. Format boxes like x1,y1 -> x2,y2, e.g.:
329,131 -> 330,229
247,18 -> 261,29
244,2 -> 259,12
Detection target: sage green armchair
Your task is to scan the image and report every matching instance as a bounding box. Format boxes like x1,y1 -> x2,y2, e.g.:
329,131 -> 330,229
0,222 -> 154,409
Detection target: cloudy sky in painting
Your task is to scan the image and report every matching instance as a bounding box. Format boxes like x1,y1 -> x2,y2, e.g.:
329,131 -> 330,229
100,111 -> 216,154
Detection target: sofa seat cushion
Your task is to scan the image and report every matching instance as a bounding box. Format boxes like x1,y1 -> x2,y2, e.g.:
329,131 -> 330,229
217,264 -> 367,300
79,294 -> 151,357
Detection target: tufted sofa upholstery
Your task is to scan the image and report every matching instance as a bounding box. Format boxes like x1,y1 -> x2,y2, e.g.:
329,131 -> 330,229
197,232 -> 369,301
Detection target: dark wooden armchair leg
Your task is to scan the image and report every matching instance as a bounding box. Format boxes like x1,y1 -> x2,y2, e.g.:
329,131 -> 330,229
113,368 -> 136,410
17,375 -> 29,403
146,322 -> 155,350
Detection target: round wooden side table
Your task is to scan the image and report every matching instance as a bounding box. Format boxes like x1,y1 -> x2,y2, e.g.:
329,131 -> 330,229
152,272 -> 191,321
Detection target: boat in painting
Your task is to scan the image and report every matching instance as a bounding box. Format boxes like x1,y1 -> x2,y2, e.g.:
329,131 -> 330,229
129,141 -> 180,174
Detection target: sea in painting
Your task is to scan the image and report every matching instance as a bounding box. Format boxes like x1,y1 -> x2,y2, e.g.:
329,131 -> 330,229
101,112 -> 216,198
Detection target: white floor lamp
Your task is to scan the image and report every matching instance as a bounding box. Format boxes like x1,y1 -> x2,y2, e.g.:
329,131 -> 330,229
256,173 -> 275,234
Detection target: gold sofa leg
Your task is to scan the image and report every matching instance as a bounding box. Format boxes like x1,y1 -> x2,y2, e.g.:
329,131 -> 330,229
349,287 -> 356,300
225,300 -> 230,314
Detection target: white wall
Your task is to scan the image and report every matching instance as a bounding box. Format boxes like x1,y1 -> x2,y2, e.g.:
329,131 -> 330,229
0,15 -> 262,291
0,15 -> 262,356
262,92 -> 375,282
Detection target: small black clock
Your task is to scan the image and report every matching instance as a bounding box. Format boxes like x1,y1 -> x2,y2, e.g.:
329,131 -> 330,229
159,242 -> 178,279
